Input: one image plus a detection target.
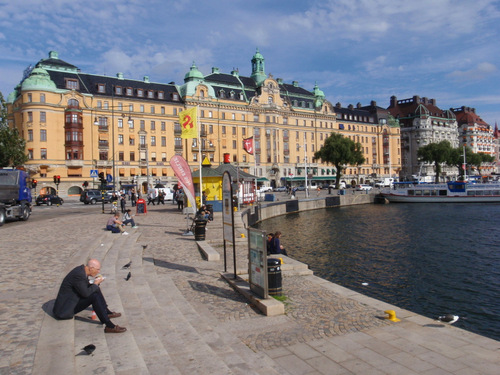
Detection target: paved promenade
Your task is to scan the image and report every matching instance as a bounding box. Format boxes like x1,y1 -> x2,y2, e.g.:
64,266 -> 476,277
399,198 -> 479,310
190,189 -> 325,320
0,199 -> 499,374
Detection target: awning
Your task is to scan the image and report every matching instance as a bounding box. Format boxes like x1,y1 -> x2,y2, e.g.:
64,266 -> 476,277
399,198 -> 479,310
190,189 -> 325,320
141,168 -> 147,175
257,177 -> 269,182
130,168 -> 136,175
119,168 -> 125,174
162,168 -> 167,175
151,168 -> 157,175
129,134 -> 135,139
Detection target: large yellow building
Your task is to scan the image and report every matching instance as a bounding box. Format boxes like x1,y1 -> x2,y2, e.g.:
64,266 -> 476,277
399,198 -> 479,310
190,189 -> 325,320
6,50 -> 401,197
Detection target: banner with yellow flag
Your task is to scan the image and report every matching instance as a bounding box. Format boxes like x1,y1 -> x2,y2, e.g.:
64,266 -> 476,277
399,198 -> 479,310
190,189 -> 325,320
179,107 -> 198,139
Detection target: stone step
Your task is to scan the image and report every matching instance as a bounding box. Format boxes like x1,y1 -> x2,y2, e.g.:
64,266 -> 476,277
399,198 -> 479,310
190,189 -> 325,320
32,232 -> 112,375
142,253 -> 284,374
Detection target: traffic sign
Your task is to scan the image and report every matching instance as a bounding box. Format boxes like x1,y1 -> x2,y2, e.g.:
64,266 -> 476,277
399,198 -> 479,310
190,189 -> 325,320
90,169 -> 98,178
106,174 -> 113,183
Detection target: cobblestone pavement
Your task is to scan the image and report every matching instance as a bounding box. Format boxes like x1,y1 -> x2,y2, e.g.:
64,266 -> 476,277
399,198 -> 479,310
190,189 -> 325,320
1,199 -> 499,375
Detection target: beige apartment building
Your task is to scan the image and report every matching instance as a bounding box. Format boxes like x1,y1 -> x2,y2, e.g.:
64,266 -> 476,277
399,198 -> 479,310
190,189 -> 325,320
6,50 -> 401,197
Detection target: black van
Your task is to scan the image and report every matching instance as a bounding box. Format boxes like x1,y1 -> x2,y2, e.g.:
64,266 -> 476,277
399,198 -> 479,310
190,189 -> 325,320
80,189 -> 110,204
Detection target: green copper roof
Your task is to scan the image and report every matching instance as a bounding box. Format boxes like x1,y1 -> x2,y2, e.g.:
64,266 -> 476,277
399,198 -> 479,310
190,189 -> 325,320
21,67 -> 57,91
184,62 -> 204,82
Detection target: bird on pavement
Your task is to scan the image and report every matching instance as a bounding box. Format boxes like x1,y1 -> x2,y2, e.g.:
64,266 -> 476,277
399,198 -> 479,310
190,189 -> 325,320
82,344 -> 96,355
122,261 -> 132,269
125,272 -> 131,281
437,314 -> 459,324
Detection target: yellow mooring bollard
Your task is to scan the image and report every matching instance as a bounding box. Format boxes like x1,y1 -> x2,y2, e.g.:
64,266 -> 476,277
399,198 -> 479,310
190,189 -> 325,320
384,310 -> 400,322
240,233 -> 245,238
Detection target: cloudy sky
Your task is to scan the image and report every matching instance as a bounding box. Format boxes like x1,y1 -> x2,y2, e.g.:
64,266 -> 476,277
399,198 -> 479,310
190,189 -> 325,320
1,0 -> 499,125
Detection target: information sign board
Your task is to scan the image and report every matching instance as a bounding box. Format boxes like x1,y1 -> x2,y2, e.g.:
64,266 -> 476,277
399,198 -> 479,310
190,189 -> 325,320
248,228 -> 267,298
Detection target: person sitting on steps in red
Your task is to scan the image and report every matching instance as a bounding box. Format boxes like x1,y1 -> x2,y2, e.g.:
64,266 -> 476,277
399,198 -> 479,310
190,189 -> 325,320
52,259 -> 126,333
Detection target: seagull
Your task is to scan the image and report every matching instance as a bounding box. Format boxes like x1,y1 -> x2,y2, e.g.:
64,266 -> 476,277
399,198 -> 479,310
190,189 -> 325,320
125,272 -> 131,281
437,314 -> 459,324
82,344 -> 96,355
122,261 -> 132,269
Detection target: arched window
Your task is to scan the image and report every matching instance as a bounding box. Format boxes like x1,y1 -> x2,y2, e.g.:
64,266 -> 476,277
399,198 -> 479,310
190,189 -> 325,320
268,96 -> 273,104
68,99 -> 79,108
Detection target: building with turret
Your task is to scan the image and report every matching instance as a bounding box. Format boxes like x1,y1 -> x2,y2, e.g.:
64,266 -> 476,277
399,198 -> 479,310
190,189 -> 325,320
6,50 -> 401,197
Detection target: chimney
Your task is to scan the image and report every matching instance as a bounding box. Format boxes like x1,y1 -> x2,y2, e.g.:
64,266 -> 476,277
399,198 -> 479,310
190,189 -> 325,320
390,96 -> 397,107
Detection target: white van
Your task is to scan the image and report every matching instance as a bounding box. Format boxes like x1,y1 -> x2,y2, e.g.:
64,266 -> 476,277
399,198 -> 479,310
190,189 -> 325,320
155,187 -> 174,201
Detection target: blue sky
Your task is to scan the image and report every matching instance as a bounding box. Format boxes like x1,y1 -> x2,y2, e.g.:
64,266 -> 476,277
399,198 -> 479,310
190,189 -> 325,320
1,0 -> 499,126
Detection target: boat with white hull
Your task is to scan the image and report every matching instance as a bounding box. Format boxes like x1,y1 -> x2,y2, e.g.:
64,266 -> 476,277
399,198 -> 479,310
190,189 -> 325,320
380,181 -> 500,203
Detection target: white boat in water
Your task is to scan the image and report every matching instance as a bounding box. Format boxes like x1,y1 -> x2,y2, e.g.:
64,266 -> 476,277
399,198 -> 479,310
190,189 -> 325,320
380,181 -> 500,203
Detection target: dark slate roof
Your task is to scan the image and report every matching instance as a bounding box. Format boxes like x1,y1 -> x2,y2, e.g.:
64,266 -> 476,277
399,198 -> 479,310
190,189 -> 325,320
44,70 -> 182,104
192,166 -> 223,178
214,164 -> 257,180
36,57 -> 79,71
204,73 -> 242,85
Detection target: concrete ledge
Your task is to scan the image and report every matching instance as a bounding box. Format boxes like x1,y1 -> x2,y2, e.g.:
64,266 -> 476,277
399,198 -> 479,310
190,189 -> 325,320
196,240 -> 220,261
221,273 -> 284,316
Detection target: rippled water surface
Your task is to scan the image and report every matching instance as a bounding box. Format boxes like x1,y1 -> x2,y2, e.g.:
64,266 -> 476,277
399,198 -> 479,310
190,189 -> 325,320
256,203 -> 500,341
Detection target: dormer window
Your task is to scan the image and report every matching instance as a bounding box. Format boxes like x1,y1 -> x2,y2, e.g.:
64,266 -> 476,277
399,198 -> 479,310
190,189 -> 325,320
239,93 -> 244,100
148,90 -> 154,99
115,86 -> 123,95
230,91 -> 235,99
65,79 -> 79,90
137,89 -> 144,97
219,90 -> 225,98
172,92 -> 179,101
126,87 -> 133,96
97,84 -> 106,93
158,91 -> 164,100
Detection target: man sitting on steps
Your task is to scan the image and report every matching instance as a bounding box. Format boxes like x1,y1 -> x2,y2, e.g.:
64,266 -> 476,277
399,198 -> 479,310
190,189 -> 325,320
53,259 -> 126,333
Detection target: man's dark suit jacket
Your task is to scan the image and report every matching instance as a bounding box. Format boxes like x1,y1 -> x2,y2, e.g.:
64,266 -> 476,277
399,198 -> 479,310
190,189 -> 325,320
53,265 -> 99,319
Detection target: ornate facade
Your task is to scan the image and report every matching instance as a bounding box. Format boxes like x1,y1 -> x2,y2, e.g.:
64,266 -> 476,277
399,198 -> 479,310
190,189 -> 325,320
6,50 -> 401,196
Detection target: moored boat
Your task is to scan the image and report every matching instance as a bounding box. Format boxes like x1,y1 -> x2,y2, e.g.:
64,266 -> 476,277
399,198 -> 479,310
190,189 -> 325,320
380,181 -> 500,203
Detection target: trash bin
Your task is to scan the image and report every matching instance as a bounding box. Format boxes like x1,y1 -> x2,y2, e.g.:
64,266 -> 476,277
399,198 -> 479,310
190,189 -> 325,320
267,258 -> 282,296
194,219 -> 207,241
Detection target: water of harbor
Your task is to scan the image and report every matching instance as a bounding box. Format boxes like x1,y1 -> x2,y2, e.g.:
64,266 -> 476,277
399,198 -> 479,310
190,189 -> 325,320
256,203 -> 500,342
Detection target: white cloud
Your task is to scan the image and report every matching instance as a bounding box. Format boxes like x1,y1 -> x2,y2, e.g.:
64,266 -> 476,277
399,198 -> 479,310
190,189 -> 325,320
447,62 -> 497,81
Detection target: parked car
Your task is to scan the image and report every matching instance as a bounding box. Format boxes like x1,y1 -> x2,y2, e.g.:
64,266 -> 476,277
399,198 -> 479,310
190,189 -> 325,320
36,194 -> 64,206
80,189 -> 111,204
296,185 -> 306,191
273,186 -> 287,192
355,184 -> 373,191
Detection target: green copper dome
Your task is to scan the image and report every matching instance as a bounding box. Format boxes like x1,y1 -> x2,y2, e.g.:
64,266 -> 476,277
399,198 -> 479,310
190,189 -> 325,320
21,67 -> 56,91
184,62 -> 204,82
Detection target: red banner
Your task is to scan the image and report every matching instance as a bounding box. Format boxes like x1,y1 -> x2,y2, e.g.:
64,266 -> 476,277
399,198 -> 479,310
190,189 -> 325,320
243,137 -> 254,155
169,155 -> 196,209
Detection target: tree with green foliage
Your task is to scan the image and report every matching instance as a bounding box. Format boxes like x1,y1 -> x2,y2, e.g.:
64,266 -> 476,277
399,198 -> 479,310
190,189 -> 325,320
417,141 -> 453,183
447,146 -> 495,179
0,91 -> 28,167
468,152 -> 494,175
313,132 -> 365,188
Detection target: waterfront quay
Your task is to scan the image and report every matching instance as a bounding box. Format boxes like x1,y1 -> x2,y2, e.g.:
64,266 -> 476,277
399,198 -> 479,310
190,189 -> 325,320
1,193 -> 499,374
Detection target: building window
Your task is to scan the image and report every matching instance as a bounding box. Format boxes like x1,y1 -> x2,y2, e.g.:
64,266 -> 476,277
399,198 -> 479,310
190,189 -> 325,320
27,112 -> 33,122
161,136 -> 166,146
232,140 -> 237,148
140,120 -> 145,130
151,136 -> 156,146
208,111 -> 213,118
115,86 -> 122,95
28,129 -> 33,141
65,79 -> 79,90
158,92 -> 164,100
126,87 -> 133,96
148,91 -> 154,99
151,121 -> 155,130
137,89 -> 144,97
41,148 -> 47,159
130,152 -> 135,161
172,93 -> 179,101
222,126 -> 226,134
129,120 -> 134,129
140,105 -> 144,113
40,93 -> 45,103
232,127 -> 236,135
118,152 -> 124,161
242,128 -> 246,136
27,93 -> 32,102
150,106 -> 155,114
161,122 -> 166,131
40,129 -> 47,142
40,112 -> 46,122
118,118 -> 123,128
129,137 -> 135,145
209,125 -> 213,134
97,84 -> 105,93
28,149 -> 33,159
162,152 -> 167,162
118,134 -> 124,144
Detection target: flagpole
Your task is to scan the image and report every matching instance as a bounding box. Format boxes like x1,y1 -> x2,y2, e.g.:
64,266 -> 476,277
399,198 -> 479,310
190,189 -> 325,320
253,129 -> 258,202
197,106 -> 202,207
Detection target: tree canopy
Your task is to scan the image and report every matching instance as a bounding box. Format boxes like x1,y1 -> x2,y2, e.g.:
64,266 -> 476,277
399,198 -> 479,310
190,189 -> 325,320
0,91 -> 28,167
417,141 -> 453,183
313,132 -> 365,188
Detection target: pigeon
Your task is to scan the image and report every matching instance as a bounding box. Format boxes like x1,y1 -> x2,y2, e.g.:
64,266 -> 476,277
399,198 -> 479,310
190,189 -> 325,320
122,261 -> 132,269
82,344 -> 96,355
142,244 -> 148,250
437,314 -> 459,324
125,272 -> 131,281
